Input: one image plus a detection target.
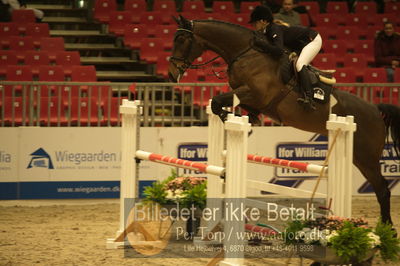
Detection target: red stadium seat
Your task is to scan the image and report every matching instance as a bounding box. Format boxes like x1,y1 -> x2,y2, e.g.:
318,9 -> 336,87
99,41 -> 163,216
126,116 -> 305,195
0,51 -> 18,76
155,51 -> 171,78
71,65 -> 97,82
228,13 -> 248,26
334,68 -> 357,94
335,67 -> 357,83
342,53 -> 367,71
9,36 -> 34,51
240,2 -> 257,14
38,65 -> 65,81
354,1 -> 377,14
395,68 -> 400,83
312,53 -> 337,69
314,14 -> 340,27
108,11 -> 131,36
23,51 -> 50,76
38,97 -> 68,126
24,51 -> 50,66
364,26 -> 380,40
298,1 -> 320,16
139,38 -> 164,63
139,12 -> 162,26
336,26 -> 367,40
343,14 -> 367,27
182,0 -> 205,13
353,40 -> 374,63
0,23 -> 18,37
123,24 -> 149,49
212,1 -> 235,14
385,2 -> 400,13
153,0 -> 176,12
367,14 -> 397,27
314,26 -> 336,40
363,68 -> 387,83
2,97 -> 30,126
6,65 -> 33,81
102,97 -> 127,126
322,40 -> 348,55
54,51 -> 81,76
124,0 -> 147,13
326,1 -> 349,14
37,66 -> 66,98
94,0 -> 117,23
153,24 -> 176,39
26,23 -> 49,37
39,37 -> 65,51
12,9 -> 35,23
5,65 -> 34,99
67,97 -> 102,126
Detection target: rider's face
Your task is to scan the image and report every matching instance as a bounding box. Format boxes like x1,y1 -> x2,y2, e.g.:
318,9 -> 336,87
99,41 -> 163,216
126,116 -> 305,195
252,20 -> 268,31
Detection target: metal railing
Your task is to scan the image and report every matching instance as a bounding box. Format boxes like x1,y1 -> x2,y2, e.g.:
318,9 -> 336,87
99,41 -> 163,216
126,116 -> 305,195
0,81 -> 399,127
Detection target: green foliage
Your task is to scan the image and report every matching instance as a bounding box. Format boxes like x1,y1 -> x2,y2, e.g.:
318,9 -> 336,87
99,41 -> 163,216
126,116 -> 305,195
180,182 -> 207,209
142,169 -> 177,205
375,220 -> 400,262
329,221 -> 372,263
284,220 -> 305,245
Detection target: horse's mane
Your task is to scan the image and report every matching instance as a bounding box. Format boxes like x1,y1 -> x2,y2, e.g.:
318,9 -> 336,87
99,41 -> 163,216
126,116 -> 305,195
192,19 -> 253,35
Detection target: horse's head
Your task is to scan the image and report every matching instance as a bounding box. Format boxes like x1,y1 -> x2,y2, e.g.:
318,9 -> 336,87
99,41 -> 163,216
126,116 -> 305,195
168,16 -> 204,82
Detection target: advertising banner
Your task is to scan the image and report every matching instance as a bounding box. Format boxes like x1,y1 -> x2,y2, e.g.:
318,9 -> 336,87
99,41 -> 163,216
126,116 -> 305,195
0,126 -> 399,199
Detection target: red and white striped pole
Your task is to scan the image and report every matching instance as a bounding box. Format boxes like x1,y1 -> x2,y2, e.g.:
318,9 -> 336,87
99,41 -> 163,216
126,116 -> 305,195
135,150 -> 225,176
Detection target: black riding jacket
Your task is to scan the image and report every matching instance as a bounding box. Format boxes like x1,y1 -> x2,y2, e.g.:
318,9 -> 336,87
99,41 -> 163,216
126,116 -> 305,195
263,23 -> 318,54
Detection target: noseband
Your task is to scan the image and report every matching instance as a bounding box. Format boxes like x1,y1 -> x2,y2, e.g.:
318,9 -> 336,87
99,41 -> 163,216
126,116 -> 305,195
169,28 -> 195,74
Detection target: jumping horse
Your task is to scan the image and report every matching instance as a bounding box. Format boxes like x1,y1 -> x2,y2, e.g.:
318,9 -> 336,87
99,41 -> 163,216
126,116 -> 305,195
168,16 -> 400,226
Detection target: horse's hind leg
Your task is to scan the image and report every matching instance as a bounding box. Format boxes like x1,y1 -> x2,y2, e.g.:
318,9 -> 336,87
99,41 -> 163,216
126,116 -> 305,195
354,145 -> 392,225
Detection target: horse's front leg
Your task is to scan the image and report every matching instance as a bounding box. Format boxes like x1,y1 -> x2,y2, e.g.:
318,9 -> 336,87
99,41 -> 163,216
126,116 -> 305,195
211,87 -> 261,125
211,91 -> 234,122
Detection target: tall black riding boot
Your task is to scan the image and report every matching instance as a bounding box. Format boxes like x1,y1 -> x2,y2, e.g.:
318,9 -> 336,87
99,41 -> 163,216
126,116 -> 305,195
297,66 -> 316,110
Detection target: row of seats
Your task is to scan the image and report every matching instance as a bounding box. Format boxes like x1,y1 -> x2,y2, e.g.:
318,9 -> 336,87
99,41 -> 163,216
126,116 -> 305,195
0,96 -> 125,126
315,26 -> 380,41
2,65 -> 97,83
301,1 -> 399,15
0,23 -> 49,37
0,51 -> 81,77
94,0 -> 257,23
1,36 -> 64,51
311,13 -> 399,28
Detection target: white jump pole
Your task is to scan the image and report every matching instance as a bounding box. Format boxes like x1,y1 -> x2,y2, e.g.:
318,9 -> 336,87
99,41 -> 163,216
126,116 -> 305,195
326,114 -> 356,218
206,101 -> 225,230
220,114 -> 251,266
107,99 -> 141,248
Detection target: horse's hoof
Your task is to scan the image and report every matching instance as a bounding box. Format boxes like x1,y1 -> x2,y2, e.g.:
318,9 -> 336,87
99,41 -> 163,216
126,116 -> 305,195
248,129 -> 253,137
218,111 -> 229,122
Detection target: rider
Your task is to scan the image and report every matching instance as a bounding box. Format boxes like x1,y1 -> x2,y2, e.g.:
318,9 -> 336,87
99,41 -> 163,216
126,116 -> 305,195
249,5 -> 322,110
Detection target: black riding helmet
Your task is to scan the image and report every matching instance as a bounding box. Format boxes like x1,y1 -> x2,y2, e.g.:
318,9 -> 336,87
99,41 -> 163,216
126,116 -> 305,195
248,5 -> 274,24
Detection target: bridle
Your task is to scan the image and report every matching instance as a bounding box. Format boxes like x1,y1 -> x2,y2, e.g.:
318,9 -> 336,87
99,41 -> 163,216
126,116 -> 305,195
169,28 -> 196,74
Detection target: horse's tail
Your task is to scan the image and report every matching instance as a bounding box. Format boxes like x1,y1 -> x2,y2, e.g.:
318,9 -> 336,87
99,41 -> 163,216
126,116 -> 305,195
377,103 -> 400,158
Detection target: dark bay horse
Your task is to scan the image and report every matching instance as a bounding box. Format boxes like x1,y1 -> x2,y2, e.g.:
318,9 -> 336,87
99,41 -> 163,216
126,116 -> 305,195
168,16 -> 400,225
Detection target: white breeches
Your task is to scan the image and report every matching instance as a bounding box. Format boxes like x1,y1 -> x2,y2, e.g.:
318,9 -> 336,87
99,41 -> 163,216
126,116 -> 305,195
296,34 -> 322,72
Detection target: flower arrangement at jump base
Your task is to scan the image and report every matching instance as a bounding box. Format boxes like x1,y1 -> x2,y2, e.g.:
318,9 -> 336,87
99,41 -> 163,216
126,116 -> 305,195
284,216 -> 400,264
143,170 -> 207,209
142,170 -> 207,234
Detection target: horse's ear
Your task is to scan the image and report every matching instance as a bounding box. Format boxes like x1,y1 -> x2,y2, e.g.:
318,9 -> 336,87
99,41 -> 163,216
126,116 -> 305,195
179,15 -> 192,30
173,15 -> 181,25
